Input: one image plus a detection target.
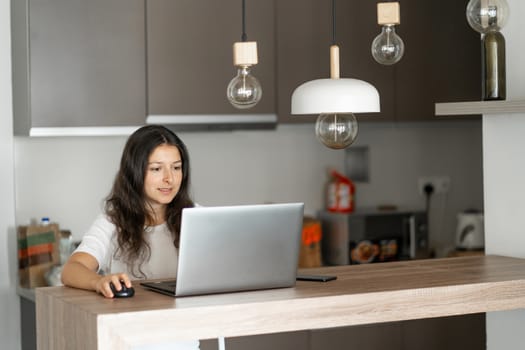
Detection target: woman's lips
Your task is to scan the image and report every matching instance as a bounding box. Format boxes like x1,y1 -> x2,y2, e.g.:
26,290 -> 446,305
158,187 -> 172,194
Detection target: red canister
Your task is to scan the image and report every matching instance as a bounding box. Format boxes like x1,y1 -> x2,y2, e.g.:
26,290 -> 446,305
326,170 -> 355,213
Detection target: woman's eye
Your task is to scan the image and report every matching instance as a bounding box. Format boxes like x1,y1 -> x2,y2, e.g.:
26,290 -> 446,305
173,165 -> 182,171
150,167 -> 161,172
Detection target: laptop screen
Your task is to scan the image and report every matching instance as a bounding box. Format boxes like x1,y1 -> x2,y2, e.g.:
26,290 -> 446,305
142,202 -> 304,297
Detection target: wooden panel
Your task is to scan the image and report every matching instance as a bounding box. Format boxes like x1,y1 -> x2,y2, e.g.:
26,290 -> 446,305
36,256 -> 525,349
36,287 -> 98,350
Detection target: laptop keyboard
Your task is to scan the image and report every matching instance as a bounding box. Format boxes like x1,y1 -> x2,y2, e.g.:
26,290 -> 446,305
165,281 -> 177,288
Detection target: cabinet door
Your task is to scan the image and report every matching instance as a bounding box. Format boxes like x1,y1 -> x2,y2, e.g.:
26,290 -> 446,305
276,0 -> 395,124
27,0 -> 146,128
310,323 -> 403,350
147,0 -> 275,115
394,0 -> 481,121
402,314 -> 485,350
275,0 -> 327,124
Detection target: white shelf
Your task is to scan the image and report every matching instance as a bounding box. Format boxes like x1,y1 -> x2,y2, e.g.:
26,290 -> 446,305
435,100 -> 525,116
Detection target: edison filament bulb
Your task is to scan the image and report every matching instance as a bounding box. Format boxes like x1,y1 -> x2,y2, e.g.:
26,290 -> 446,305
466,0 -> 509,33
371,25 -> 405,65
315,113 -> 358,149
227,66 -> 262,109
372,2 -> 404,65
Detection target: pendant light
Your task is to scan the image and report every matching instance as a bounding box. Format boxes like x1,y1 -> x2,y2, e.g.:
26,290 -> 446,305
371,2 -> 405,65
291,0 -> 380,150
466,0 -> 509,34
227,0 -> 262,109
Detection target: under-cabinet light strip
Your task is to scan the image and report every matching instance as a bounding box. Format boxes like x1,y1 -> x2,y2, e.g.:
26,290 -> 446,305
146,114 -> 277,124
29,126 -> 141,137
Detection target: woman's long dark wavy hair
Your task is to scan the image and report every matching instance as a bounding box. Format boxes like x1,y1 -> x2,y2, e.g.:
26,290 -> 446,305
105,125 -> 194,278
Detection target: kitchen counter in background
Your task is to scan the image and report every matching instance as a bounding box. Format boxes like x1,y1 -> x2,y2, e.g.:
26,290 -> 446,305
36,255 -> 525,350
17,286 -> 35,302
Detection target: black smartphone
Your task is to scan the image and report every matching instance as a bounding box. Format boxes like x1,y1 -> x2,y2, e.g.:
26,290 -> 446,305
296,274 -> 337,282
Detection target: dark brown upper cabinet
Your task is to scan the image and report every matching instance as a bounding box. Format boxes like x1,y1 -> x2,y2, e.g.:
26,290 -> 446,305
146,0 -> 276,116
394,0 -> 481,121
276,0 -> 480,123
11,0 -> 480,135
11,0 -> 146,135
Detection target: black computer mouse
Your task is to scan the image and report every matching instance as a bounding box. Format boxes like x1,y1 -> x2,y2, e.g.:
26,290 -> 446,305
109,281 -> 135,298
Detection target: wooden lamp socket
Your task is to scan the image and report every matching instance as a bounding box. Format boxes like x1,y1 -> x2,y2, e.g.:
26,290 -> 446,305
377,2 -> 401,26
233,41 -> 258,66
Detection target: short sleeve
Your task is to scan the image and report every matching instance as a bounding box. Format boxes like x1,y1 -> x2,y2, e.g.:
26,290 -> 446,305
74,214 -> 116,273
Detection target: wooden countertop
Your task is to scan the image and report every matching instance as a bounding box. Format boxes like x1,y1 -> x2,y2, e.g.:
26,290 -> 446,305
36,255 -> 525,350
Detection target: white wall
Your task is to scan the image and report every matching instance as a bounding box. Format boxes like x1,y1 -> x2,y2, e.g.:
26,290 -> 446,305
14,120 -> 483,258
350,120 -> 483,256
484,1 -> 525,348
0,0 -> 21,349
13,126 -> 345,240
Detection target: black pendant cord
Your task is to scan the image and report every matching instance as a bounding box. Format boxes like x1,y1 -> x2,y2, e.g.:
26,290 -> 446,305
241,0 -> 247,42
331,0 -> 336,45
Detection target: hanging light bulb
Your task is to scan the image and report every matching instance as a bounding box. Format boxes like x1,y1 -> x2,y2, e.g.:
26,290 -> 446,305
371,25 -> 404,65
227,43 -> 262,109
316,113 -> 358,149
291,0 -> 380,150
227,0 -> 262,109
466,0 -> 509,34
371,2 -> 405,65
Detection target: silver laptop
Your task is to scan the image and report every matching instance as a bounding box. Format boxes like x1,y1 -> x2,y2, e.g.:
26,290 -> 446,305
140,202 -> 304,297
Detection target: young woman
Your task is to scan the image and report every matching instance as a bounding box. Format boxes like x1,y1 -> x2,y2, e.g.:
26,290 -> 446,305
61,125 -> 194,298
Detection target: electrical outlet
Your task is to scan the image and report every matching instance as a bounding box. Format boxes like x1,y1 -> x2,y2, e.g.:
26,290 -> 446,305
418,176 -> 451,195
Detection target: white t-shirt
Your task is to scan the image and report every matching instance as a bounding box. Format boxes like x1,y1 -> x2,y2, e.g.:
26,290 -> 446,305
74,214 -> 178,279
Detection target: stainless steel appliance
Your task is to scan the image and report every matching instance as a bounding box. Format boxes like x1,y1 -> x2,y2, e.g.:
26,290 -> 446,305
319,209 -> 429,265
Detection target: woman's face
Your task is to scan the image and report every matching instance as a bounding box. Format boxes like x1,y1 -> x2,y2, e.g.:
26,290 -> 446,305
144,144 -> 183,217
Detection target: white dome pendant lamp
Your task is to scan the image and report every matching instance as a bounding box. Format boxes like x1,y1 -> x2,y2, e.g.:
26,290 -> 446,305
291,0 -> 380,149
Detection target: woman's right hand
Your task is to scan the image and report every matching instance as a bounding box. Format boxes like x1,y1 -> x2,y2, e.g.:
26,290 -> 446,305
94,273 -> 132,298
62,252 -> 133,299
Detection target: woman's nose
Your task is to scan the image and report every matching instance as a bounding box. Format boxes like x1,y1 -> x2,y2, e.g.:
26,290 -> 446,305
163,169 -> 173,183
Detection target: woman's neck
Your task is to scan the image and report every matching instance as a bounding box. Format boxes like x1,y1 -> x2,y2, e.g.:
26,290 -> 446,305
147,205 -> 166,226
147,217 -> 165,226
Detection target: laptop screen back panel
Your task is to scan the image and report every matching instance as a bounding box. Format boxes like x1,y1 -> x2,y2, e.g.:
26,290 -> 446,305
175,203 -> 304,296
